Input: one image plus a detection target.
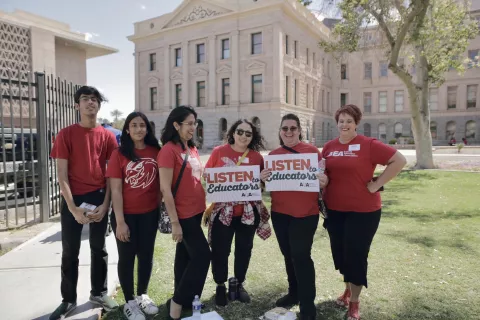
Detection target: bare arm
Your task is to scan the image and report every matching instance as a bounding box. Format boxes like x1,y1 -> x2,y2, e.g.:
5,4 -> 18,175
110,177 -> 130,242
57,159 -> 89,224
368,151 -> 407,192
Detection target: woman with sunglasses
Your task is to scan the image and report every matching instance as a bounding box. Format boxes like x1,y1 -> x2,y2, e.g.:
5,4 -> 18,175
260,113 -> 328,320
204,119 -> 271,307
157,106 -> 210,320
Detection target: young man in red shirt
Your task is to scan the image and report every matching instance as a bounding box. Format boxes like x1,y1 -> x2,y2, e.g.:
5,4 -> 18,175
49,86 -> 119,319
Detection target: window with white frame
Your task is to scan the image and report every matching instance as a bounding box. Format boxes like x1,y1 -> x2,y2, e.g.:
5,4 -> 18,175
197,44 -> 205,63
197,81 -> 206,107
395,90 -> 404,112
394,122 -> 403,138
447,86 -> 457,109
429,88 -> 438,110
363,92 -> 372,113
252,74 -> 262,103
222,39 -> 230,59
380,61 -> 388,77
175,48 -> 182,67
467,85 -> 477,108
379,91 -> 387,112
378,123 -> 387,141
222,78 -> 230,105
251,33 -> 262,55
364,62 -> 372,79
150,87 -> 157,110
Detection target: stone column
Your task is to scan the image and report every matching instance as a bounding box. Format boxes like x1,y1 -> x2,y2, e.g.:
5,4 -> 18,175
182,41 -> 189,105
208,35 -> 217,108
272,23 -> 284,103
231,30 -> 240,107
164,45 -> 170,108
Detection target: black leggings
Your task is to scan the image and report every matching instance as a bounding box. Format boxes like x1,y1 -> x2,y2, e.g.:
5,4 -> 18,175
173,213 -> 211,306
111,209 -> 159,302
326,209 -> 381,288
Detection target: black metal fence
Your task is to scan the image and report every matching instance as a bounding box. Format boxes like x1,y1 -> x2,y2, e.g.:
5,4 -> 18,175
0,71 -> 79,230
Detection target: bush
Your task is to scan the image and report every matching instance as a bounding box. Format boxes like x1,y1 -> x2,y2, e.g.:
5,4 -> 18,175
457,143 -> 464,153
408,138 -> 415,144
389,139 -> 397,145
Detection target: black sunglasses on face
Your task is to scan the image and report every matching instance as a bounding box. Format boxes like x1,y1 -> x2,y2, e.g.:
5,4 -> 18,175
281,126 -> 298,132
236,129 -> 253,138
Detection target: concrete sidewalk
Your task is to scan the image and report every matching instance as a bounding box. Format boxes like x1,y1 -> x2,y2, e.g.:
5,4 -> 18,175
0,223 -> 119,320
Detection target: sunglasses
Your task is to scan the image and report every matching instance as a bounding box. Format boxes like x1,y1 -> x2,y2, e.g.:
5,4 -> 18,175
236,129 -> 253,138
281,126 -> 298,132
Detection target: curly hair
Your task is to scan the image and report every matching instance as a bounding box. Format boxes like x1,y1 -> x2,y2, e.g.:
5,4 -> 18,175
225,119 -> 266,152
335,104 -> 362,124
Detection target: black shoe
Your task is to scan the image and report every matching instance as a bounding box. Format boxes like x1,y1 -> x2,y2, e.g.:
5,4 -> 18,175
237,283 -> 251,303
275,293 -> 299,308
215,285 -> 228,307
49,302 -> 77,320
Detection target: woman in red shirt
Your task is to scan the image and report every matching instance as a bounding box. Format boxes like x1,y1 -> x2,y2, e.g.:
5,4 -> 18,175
204,119 -> 271,307
106,112 -> 161,320
260,113 -> 328,320
157,106 -> 210,320
322,105 -> 406,320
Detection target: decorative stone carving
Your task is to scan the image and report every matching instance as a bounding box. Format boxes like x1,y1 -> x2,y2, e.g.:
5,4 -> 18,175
216,65 -> 232,74
246,60 -> 266,70
192,68 -> 209,77
170,71 -> 183,80
174,6 -> 222,26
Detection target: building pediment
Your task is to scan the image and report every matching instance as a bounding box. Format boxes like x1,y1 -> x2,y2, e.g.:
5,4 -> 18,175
216,64 -> 231,73
192,68 -> 209,76
170,71 -> 183,80
163,0 -> 233,29
246,60 -> 266,70
146,76 -> 160,83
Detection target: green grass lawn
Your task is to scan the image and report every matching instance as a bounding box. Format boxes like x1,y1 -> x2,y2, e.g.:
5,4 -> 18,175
104,171 -> 480,320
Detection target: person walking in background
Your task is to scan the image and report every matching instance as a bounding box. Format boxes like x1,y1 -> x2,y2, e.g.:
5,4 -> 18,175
102,121 -> 122,145
322,104 -> 406,320
106,112 -> 161,320
204,119 -> 271,307
157,106 -> 210,320
260,113 -> 328,320
49,86 -> 119,320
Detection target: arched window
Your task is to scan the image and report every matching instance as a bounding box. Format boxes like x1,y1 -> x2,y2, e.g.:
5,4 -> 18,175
394,123 -> 403,138
363,123 -> 371,137
219,118 -> 227,140
466,120 -> 476,139
378,123 -> 387,141
430,121 -> 437,140
446,121 -> 456,140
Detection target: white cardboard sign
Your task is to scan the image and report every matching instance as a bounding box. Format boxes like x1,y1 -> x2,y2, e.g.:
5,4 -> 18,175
204,166 -> 262,202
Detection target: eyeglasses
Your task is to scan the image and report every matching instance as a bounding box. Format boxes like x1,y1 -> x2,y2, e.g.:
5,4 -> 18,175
180,121 -> 198,127
236,129 -> 253,138
281,126 -> 298,132
79,96 -> 98,103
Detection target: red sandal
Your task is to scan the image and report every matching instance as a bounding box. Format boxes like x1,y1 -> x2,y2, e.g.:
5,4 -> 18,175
347,301 -> 360,320
335,288 -> 351,307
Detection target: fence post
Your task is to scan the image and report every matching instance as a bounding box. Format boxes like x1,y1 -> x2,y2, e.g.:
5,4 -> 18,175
35,72 -> 50,222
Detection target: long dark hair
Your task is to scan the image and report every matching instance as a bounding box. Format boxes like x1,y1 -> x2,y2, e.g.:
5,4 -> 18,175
226,119 -> 266,152
279,113 -> 303,146
119,112 -> 160,161
160,106 -> 197,150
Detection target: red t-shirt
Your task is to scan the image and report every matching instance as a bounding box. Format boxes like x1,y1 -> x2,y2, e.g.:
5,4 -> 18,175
106,146 -> 160,214
205,144 -> 264,217
50,124 -> 118,195
157,142 -> 206,220
322,135 -> 396,212
269,142 -> 321,218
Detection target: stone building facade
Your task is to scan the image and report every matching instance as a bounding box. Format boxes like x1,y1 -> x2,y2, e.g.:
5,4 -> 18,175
0,10 -> 117,127
129,0 -> 480,148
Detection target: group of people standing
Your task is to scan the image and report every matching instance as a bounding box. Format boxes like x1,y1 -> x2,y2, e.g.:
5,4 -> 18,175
49,85 -> 406,320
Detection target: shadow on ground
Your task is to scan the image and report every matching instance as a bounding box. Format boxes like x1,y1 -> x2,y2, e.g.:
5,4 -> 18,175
33,302 -> 102,320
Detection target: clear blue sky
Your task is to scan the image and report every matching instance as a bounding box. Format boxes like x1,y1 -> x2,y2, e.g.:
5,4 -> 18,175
0,0 -> 182,121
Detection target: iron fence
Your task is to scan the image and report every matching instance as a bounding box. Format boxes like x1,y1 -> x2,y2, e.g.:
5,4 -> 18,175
0,70 -> 79,230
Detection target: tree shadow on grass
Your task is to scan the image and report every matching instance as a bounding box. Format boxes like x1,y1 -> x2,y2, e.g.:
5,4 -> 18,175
383,230 -> 479,255
381,208 -> 476,222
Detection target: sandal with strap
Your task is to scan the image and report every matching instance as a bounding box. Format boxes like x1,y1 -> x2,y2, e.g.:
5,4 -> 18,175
347,301 -> 360,320
336,288 -> 351,307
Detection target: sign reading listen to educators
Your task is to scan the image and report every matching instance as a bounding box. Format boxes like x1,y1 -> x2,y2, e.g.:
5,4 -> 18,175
264,153 -> 319,192
205,166 -> 262,203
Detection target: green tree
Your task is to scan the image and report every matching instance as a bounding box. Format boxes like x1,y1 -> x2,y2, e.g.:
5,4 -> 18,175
110,109 -> 123,122
317,0 -> 478,169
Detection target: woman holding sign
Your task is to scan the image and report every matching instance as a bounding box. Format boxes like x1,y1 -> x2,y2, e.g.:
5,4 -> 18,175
322,104 -> 406,320
157,106 -> 210,320
107,112 -> 161,320
260,113 -> 328,320
204,119 -> 271,307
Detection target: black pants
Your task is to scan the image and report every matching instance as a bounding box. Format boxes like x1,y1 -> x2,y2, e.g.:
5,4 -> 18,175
111,208 -> 159,302
271,212 -> 319,317
60,189 -> 108,303
326,209 -> 381,288
211,213 -> 258,284
173,213 -> 211,306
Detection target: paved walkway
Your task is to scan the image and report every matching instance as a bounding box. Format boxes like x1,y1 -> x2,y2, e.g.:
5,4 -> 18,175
0,223 -> 119,320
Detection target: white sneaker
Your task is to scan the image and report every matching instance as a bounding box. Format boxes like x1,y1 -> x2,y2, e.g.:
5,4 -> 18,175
136,294 -> 159,315
123,300 -> 146,320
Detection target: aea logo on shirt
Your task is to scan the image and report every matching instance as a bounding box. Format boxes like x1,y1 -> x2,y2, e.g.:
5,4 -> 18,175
326,150 -> 358,158
125,158 -> 158,189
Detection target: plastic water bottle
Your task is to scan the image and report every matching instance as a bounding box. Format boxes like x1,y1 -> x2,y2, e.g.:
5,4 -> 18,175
192,295 -> 201,319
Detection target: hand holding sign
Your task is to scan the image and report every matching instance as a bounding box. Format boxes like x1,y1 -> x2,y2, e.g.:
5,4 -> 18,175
316,159 -> 328,188
205,166 -> 262,203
